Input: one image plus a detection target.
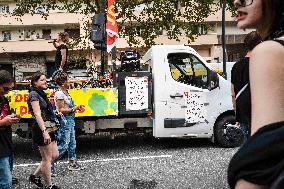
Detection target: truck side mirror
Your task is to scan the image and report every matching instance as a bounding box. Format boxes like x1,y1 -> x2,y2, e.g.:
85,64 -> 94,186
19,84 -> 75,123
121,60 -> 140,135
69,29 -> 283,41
208,70 -> 219,91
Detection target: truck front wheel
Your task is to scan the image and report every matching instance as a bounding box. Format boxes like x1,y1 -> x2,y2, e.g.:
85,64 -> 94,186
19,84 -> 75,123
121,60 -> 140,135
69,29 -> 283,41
214,114 -> 244,148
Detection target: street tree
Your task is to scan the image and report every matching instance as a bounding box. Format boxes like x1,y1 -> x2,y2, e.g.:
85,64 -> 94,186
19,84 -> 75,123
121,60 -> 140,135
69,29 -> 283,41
11,0 -> 234,49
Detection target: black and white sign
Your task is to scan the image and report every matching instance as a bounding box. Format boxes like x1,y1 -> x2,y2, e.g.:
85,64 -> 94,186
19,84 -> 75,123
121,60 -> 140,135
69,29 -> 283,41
185,92 -> 207,123
125,76 -> 148,111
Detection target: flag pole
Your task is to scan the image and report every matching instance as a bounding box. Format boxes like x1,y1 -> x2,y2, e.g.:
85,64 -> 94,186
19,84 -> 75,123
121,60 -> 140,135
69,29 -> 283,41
106,0 -> 118,83
101,43 -> 105,76
111,46 -> 117,87
222,1 -> 227,79
111,46 -> 117,72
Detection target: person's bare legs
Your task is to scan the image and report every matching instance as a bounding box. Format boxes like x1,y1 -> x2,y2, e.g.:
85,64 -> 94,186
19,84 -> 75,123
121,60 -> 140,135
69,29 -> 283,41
51,142 -> 59,162
38,143 -> 53,186
33,162 -> 42,177
34,142 -> 58,178
235,179 -> 267,189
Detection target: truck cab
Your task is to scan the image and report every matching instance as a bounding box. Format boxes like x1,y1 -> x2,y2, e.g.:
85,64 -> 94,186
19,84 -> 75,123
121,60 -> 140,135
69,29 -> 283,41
144,45 -> 240,147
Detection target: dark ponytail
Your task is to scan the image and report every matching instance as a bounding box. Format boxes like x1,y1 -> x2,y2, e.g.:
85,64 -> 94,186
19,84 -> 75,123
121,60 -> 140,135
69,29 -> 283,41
265,0 -> 284,39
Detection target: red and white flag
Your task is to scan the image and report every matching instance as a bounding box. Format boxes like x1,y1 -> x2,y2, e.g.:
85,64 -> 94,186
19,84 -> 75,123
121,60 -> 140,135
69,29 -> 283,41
106,0 -> 119,53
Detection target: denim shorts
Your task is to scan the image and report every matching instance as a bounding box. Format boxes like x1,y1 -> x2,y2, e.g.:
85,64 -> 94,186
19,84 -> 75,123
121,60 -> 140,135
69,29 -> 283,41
0,156 -> 12,189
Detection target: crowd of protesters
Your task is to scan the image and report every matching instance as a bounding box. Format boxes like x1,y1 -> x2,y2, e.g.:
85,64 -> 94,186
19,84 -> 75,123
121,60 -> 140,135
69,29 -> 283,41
0,32 -> 81,189
0,70 -> 83,189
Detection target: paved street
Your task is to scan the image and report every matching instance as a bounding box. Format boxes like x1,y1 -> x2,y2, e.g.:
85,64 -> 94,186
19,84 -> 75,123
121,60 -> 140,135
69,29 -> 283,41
11,134 -> 237,189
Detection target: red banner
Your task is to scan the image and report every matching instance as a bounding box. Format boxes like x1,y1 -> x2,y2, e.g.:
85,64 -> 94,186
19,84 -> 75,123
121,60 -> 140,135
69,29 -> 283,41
106,0 -> 119,53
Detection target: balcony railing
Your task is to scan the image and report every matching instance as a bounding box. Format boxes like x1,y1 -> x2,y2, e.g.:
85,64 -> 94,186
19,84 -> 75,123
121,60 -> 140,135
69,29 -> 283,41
217,34 -> 246,44
0,39 -> 55,53
0,13 -> 85,27
0,33 -> 220,54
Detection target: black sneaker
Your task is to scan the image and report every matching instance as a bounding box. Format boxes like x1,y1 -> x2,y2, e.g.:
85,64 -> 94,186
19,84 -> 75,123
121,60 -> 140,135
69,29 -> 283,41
45,184 -> 61,189
29,174 -> 43,188
51,172 -> 57,177
12,177 -> 19,185
68,162 -> 81,171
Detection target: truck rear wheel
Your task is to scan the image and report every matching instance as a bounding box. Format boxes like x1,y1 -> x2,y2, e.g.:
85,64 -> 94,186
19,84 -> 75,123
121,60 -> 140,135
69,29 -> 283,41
214,114 -> 243,148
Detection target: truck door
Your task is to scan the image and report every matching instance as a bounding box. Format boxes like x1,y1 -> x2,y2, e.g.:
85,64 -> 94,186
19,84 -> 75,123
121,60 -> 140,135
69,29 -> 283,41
154,52 -> 213,138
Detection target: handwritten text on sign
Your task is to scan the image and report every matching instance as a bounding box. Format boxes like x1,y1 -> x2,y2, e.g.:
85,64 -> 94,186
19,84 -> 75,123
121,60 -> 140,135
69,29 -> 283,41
125,76 -> 149,111
184,91 -> 207,123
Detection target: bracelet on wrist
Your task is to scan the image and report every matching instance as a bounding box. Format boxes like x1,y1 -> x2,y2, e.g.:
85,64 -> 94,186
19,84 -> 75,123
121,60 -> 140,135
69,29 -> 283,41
71,107 -> 75,113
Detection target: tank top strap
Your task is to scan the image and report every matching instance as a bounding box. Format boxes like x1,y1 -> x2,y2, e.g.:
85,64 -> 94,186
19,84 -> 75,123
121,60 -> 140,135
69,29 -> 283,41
273,39 -> 284,46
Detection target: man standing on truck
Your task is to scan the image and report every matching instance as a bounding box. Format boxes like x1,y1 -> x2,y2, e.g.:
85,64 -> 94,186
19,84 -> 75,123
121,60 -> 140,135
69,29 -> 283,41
0,70 -> 20,188
231,31 -> 262,142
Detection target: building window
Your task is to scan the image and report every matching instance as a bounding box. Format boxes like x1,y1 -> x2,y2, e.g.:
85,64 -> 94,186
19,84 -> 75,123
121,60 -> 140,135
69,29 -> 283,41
64,29 -> 80,39
218,34 -> 247,44
35,6 -> 47,14
172,1 -> 181,10
42,29 -> 51,40
18,29 -> 37,40
198,25 -> 208,35
167,25 -> 176,36
228,53 -> 240,62
235,35 -> 245,43
136,26 -> 141,36
2,31 -> 11,41
0,5 -> 9,13
135,26 -> 146,37
157,27 -> 163,35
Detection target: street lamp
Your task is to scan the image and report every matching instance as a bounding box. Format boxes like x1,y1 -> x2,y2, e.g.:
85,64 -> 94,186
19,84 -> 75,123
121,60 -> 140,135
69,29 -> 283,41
222,1 -> 227,80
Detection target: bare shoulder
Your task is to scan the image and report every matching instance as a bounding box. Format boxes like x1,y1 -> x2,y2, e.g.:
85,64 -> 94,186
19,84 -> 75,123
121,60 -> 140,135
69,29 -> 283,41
252,40 -> 284,59
250,40 -> 284,69
249,40 -> 284,132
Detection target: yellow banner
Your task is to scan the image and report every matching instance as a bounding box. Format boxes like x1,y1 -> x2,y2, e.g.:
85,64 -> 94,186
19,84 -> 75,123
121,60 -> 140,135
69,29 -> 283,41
6,88 -> 118,118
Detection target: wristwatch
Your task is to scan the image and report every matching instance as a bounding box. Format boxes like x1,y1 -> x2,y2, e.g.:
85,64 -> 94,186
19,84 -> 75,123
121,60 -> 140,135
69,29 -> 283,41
71,107 -> 75,113
42,128 -> 47,133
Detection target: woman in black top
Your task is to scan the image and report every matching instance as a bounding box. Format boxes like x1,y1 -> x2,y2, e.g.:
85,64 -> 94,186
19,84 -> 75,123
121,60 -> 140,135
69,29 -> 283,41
27,71 -> 60,189
53,32 -> 69,73
231,31 -> 262,141
228,0 -> 284,188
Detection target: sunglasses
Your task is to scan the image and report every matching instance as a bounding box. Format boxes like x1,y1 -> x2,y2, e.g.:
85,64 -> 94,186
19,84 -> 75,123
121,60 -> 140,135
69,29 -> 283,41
240,0 -> 253,7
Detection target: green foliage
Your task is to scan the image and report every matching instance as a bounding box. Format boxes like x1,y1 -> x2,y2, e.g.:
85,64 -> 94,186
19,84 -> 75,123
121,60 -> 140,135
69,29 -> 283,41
11,0 -> 235,48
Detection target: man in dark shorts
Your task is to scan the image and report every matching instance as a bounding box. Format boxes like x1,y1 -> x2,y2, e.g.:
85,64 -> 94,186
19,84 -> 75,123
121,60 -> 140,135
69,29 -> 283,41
231,31 -> 262,142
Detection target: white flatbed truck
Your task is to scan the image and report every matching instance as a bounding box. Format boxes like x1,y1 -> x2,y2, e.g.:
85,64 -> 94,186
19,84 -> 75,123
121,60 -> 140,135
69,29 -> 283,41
9,45 -> 240,147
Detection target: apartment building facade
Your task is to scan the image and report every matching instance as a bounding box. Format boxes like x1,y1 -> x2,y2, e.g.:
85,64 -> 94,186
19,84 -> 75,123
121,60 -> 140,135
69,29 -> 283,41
0,1 -> 252,81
